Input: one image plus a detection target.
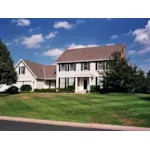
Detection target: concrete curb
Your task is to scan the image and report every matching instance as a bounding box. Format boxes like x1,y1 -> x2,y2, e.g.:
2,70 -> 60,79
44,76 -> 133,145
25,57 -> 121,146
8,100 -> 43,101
0,116 -> 150,131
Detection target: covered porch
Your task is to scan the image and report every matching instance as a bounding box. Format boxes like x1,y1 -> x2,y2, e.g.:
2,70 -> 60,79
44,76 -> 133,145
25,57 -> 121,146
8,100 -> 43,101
75,74 -> 93,93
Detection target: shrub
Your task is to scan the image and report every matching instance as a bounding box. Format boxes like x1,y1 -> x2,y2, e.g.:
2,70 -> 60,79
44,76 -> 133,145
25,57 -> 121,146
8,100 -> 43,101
6,86 -> 18,94
34,88 -> 56,92
58,85 -> 75,93
90,85 -> 100,93
20,85 -> 32,92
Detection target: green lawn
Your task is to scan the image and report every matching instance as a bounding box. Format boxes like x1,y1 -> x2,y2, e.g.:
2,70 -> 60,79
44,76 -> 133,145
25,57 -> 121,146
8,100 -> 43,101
0,92 -> 150,127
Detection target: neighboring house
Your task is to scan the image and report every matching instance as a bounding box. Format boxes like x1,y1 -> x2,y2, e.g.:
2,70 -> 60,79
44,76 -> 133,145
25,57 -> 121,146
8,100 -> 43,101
56,44 -> 126,93
0,59 -> 56,92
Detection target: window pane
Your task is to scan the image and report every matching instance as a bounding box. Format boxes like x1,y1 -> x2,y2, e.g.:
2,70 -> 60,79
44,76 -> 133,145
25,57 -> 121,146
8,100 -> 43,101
84,62 -> 88,70
97,62 -> 103,70
70,63 -> 74,71
60,78 -> 65,88
69,77 -> 75,85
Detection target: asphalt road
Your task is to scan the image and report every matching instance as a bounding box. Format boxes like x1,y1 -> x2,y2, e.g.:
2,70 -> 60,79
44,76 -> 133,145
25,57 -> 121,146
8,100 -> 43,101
0,120 -> 115,131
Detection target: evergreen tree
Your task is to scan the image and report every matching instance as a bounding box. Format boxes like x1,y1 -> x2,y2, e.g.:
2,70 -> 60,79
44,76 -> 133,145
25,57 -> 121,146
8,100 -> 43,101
0,39 -> 17,85
103,51 -> 147,93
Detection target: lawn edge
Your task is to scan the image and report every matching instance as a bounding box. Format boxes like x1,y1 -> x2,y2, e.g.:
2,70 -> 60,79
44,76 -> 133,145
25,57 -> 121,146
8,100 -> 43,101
0,116 -> 150,131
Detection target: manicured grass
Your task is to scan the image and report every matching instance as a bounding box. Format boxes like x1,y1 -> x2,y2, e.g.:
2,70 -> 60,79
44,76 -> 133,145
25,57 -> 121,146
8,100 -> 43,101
0,92 -> 150,127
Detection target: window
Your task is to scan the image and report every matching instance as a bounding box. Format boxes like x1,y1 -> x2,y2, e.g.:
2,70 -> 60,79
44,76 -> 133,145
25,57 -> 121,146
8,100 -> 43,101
97,62 -> 104,70
60,64 -> 68,71
69,77 -> 75,86
60,78 -> 65,88
69,63 -> 75,71
83,62 -> 88,70
19,66 -> 25,74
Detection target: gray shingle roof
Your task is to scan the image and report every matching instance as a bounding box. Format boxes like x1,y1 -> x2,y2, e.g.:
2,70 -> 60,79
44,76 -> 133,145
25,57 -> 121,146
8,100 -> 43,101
56,44 -> 126,63
23,60 -> 56,79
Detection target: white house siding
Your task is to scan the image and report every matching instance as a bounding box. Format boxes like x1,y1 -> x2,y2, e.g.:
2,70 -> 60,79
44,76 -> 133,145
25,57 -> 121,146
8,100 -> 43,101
36,79 -> 56,89
56,61 -> 104,91
14,61 -> 36,91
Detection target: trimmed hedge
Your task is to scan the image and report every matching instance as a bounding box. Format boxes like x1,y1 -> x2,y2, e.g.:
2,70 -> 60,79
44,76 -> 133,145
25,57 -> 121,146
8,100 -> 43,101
34,86 -> 75,93
58,85 -> 75,93
90,85 -> 100,93
6,86 -> 19,94
34,88 -> 56,92
20,85 -> 32,92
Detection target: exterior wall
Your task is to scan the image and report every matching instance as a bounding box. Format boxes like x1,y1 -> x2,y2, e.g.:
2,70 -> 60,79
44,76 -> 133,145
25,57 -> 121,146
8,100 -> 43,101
36,79 -> 56,89
0,61 -> 56,92
56,61 -> 105,89
14,61 -> 37,91
50,80 -> 56,89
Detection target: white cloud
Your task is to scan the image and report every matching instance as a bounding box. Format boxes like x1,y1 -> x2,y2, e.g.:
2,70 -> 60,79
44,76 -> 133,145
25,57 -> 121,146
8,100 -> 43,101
128,50 -> 137,55
53,21 -> 73,29
45,31 -> 58,39
106,43 -> 115,46
22,34 -> 44,48
43,48 -> 64,57
138,46 -> 150,54
12,19 -> 30,26
132,20 -> 150,54
28,27 -> 40,32
126,30 -> 132,36
132,20 -> 150,48
110,34 -> 119,39
53,20 -> 85,30
43,42 -> 98,58
67,43 -> 98,49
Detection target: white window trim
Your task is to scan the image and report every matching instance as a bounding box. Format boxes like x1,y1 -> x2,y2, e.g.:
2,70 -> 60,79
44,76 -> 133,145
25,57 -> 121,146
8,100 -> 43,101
20,66 -> 25,75
97,62 -> 103,70
83,62 -> 88,70
69,63 -> 75,71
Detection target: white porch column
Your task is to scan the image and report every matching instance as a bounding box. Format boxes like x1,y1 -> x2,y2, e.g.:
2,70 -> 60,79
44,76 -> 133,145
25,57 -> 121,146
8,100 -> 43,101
75,77 -> 78,92
88,77 -> 91,91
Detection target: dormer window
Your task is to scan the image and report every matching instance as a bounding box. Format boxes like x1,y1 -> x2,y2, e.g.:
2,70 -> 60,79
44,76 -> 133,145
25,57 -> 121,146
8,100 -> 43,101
19,66 -> 25,74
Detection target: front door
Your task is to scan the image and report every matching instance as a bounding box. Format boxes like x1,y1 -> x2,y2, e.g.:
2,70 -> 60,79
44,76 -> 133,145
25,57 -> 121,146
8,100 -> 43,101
84,79 -> 87,90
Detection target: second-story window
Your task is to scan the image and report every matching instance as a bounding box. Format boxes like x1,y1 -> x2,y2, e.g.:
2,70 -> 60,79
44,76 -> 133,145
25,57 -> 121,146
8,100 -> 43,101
59,64 -> 68,71
83,62 -> 88,70
81,62 -> 90,71
69,63 -> 75,71
19,66 -> 25,74
97,62 -> 104,70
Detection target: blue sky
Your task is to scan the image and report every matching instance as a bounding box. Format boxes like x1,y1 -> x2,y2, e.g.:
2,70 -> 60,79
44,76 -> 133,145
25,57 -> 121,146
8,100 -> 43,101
0,18 -> 150,72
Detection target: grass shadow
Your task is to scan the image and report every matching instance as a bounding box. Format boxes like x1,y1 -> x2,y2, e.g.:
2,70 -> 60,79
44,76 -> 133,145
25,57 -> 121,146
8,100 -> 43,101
0,93 -> 11,98
137,94 -> 150,101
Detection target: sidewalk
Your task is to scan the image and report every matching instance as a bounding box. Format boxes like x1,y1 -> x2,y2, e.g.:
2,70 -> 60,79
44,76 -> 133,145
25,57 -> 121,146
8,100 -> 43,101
0,116 -> 150,131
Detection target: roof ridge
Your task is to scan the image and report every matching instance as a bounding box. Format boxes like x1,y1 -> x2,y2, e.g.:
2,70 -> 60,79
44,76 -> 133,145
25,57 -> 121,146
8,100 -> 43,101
23,59 -> 56,67
65,44 -> 124,51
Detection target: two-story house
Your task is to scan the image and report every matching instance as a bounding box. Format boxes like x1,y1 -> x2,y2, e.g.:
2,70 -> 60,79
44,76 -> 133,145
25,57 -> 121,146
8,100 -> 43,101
56,44 -> 126,93
0,44 -> 126,92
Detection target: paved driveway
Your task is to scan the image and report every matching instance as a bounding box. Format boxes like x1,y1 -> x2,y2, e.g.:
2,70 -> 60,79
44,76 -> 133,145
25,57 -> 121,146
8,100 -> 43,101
0,120 -> 115,131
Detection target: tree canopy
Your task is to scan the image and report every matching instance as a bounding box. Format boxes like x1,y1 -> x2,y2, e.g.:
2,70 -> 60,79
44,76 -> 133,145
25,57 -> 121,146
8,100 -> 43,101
102,51 -> 148,93
0,39 -> 17,85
